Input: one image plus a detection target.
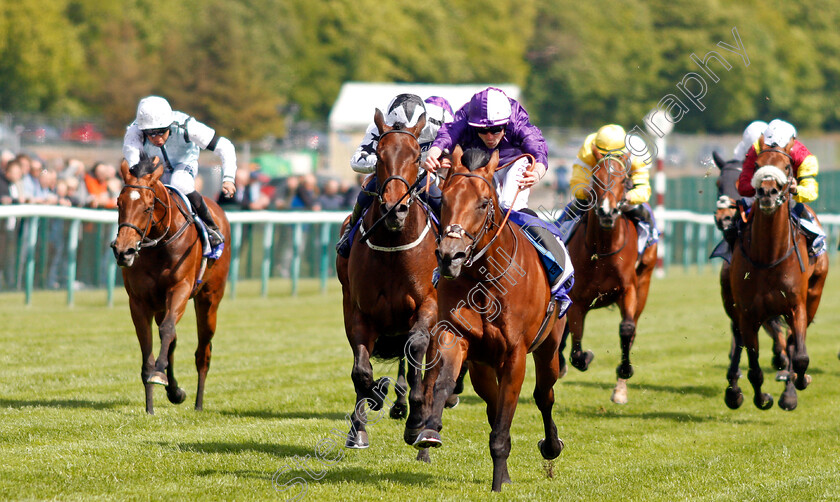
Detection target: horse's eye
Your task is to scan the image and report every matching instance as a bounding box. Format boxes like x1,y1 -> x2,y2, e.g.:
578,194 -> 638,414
478,198 -> 490,210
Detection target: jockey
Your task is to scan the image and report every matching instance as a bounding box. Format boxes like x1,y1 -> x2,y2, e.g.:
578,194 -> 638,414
733,120 -> 768,161
425,87 -> 547,210
123,96 -> 237,250
556,124 -> 654,242
425,87 -> 572,298
335,94 -> 454,258
737,119 -> 826,255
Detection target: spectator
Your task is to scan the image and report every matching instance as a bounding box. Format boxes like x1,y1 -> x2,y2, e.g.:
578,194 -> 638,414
0,159 -> 22,205
272,175 -> 300,210
296,173 -> 321,211
84,161 -> 118,209
36,167 -> 59,205
342,175 -> 364,209
0,150 -> 14,171
318,179 -> 345,211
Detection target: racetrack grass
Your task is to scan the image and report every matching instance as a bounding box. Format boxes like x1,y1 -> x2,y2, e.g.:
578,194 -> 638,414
0,269 -> 839,501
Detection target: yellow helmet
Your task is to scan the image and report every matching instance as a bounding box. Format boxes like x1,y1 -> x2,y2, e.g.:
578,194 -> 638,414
594,124 -> 627,154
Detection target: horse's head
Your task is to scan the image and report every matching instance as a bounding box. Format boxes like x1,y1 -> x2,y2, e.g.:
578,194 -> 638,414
373,108 -> 425,232
589,149 -> 629,229
111,155 -> 165,267
436,146 -> 500,279
712,150 -> 742,231
752,138 -> 793,215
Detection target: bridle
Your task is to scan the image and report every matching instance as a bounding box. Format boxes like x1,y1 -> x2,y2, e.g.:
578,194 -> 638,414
442,171 -> 505,269
111,179 -> 193,253
359,128 -> 435,247
754,147 -> 794,210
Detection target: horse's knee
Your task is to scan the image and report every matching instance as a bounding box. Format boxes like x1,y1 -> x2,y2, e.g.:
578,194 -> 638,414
747,367 -> 764,387
351,363 -> 374,390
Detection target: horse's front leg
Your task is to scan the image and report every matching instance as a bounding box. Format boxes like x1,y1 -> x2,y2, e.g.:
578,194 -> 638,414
489,346 -> 527,492
149,282 -> 191,386
533,318 -> 566,461
413,331 -> 467,451
612,287 -> 638,404
346,315 -> 381,449
780,305 -> 811,410
724,321 -> 745,409
129,297 -> 156,414
739,315 -> 772,410
567,302 -> 593,371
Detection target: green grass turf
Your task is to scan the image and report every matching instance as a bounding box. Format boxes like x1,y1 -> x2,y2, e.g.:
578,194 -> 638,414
0,270 -> 839,501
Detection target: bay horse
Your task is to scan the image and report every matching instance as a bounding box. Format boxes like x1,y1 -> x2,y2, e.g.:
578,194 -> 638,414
336,109 -> 440,451
411,147 -> 567,492
726,141 -> 828,411
711,151 -> 790,383
562,153 -> 657,404
111,155 -> 231,414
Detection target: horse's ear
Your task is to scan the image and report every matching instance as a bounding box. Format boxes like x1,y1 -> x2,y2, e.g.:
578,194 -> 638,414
149,156 -> 164,182
120,159 -> 131,181
712,151 -> 726,170
483,150 -> 500,178
451,144 -> 464,169
409,112 -> 426,139
758,135 -> 767,152
374,108 -> 389,135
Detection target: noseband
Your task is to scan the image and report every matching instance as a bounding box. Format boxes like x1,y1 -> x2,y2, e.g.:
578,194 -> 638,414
442,172 -> 500,267
115,183 -> 171,249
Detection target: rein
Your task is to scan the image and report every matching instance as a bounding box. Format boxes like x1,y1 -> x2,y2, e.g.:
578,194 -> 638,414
116,181 -> 193,250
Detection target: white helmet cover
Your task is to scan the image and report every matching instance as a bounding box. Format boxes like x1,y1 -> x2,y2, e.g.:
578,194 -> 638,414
763,119 -> 797,148
733,120 -> 767,159
136,96 -> 174,130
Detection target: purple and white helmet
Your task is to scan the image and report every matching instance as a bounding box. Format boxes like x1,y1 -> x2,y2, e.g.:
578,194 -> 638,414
385,94 -> 426,128
467,87 -> 512,127
424,96 -> 454,126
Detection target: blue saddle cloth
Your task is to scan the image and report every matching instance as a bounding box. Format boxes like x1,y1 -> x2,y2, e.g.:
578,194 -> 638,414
508,210 -> 574,317
555,202 -> 658,258
165,185 -> 223,259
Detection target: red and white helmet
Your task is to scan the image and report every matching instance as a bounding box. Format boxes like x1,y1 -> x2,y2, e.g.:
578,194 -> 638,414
467,87 -> 512,127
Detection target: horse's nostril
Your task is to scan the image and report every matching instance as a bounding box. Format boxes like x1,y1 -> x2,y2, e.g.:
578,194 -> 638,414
453,251 -> 466,262
396,203 -> 409,214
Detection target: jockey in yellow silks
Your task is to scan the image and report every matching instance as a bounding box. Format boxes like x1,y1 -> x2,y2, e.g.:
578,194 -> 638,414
557,124 -> 655,243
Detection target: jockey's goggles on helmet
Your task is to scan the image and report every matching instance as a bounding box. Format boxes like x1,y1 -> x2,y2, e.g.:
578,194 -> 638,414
476,125 -> 504,135
143,127 -> 169,138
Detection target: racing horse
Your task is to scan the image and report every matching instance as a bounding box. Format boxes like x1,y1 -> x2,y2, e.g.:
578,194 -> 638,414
411,147 -> 568,492
711,151 -> 790,382
111,155 -> 231,414
562,152 -> 657,404
726,141 -> 828,410
336,109 -> 441,451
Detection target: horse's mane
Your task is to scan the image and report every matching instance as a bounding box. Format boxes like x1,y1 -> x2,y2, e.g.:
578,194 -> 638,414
129,153 -> 158,179
462,148 -> 491,172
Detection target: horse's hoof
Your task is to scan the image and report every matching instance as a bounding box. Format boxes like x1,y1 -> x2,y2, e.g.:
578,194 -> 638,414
345,431 -> 369,449
538,437 -> 564,460
754,393 -> 773,410
404,427 -> 422,445
147,372 -> 168,386
771,354 -> 788,371
793,373 -> 812,391
416,448 -> 431,463
778,392 -> 798,411
389,402 -> 408,420
412,429 -> 442,449
775,370 -> 789,382
616,364 -> 634,380
611,378 -> 628,404
369,378 -> 390,411
724,387 -> 743,409
445,394 -> 460,409
167,387 -> 186,404
571,351 -> 594,371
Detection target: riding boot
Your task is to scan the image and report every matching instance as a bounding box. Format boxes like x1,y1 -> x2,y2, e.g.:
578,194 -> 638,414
622,203 -> 651,226
187,191 -> 223,248
556,199 -> 586,241
336,201 -> 365,258
420,180 -> 442,220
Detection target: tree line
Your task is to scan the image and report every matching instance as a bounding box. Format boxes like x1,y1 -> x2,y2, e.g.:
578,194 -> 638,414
1,0 -> 835,141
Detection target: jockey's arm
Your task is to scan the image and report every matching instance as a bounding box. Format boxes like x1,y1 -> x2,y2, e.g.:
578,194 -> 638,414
569,158 -> 593,201
794,154 -> 819,203
625,156 -> 651,205
188,119 -> 237,196
350,123 -> 379,174
122,125 -> 144,168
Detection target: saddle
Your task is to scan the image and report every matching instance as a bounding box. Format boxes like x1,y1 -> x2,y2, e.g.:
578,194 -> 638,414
165,185 -> 223,259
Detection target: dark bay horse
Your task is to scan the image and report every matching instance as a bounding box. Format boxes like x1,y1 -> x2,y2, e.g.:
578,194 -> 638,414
111,156 -> 231,414
563,153 -> 657,404
711,152 -> 790,382
411,147 -> 567,492
336,110 -> 440,451
726,142 -> 828,411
